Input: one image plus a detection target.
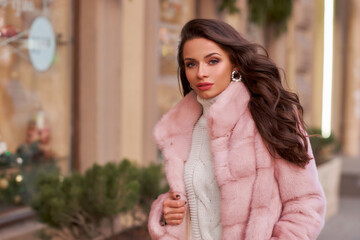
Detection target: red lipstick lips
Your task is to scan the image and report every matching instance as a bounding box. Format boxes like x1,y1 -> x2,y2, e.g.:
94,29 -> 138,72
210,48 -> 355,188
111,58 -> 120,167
196,82 -> 214,91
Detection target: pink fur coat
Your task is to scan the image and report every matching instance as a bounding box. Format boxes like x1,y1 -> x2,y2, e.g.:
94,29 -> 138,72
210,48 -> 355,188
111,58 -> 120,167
148,82 -> 326,240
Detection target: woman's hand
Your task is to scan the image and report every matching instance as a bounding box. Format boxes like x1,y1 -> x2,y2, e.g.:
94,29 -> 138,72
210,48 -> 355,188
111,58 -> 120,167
162,192 -> 186,225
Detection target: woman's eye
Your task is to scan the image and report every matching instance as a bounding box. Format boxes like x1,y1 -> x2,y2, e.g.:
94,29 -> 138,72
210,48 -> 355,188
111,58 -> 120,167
185,62 -> 195,68
209,59 -> 220,65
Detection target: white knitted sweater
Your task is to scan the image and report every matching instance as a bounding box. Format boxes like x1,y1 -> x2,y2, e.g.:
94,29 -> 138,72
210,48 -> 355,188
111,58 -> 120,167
184,95 -> 222,240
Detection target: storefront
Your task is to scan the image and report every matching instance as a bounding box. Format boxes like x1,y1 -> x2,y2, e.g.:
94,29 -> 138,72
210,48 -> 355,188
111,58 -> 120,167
0,0 -> 73,222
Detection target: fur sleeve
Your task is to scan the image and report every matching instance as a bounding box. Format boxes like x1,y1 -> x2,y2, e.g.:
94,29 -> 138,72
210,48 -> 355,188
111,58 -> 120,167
271,139 -> 326,240
148,192 -> 188,240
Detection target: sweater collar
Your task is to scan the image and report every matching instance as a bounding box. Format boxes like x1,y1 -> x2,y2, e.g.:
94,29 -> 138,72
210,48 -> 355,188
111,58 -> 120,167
197,95 -> 218,118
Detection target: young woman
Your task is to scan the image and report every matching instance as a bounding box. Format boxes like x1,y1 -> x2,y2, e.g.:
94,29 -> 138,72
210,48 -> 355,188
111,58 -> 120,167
148,19 -> 326,240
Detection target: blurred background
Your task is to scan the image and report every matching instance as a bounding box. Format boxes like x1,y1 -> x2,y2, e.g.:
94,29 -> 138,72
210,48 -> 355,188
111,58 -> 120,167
0,0 -> 359,239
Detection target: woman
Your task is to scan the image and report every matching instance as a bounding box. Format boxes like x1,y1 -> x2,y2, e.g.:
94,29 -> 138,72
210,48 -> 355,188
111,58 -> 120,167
148,19 -> 326,240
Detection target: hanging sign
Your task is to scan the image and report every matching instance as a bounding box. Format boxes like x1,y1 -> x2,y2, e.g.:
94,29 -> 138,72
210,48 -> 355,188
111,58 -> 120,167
28,16 -> 56,72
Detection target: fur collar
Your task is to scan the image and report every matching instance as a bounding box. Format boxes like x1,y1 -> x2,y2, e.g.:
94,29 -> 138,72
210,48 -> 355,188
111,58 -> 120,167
154,81 -> 250,147
153,81 -> 250,193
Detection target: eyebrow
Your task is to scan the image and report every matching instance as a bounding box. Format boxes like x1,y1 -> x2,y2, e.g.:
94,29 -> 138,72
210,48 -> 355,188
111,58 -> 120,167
184,52 -> 221,61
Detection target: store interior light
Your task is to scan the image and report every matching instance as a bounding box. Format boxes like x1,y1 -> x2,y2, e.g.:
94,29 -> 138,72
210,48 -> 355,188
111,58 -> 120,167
321,0 -> 334,138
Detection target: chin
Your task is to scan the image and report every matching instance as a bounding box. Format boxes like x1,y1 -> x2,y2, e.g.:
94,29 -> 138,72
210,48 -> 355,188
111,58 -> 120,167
197,91 -> 221,99
197,93 -> 213,99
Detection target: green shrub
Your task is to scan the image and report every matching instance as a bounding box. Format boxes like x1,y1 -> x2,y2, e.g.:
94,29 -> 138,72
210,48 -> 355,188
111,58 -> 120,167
31,160 -> 141,239
138,163 -> 169,216
31,159 -> 167,239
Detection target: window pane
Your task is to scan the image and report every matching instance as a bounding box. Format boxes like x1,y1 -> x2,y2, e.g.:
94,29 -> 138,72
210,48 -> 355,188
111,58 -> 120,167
157,0 -> 194,118
0,0 -> 72,215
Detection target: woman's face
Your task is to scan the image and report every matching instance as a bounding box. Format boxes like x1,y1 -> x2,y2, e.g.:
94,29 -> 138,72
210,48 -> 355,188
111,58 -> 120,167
183,38 -> 234,99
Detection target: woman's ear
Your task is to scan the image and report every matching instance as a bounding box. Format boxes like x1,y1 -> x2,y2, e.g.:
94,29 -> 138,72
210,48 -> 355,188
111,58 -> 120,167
232,67 -> 239,72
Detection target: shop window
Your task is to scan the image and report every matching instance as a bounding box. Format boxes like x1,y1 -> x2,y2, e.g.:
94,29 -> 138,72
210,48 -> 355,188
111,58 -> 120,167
157,0 -> 194,118
0,0 -> 72,220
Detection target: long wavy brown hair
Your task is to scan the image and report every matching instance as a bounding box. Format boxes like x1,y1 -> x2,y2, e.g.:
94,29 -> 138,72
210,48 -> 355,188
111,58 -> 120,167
177,19 -> 311,168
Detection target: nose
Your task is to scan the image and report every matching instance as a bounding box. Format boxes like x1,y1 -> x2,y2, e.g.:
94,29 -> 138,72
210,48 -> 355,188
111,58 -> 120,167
197,63 -> 208,79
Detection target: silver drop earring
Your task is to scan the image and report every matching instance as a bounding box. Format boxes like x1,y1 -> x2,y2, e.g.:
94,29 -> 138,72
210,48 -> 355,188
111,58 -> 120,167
231,70 -> 242,82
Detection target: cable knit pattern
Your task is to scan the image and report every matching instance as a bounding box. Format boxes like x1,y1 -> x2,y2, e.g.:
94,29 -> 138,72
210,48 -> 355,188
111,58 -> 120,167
184,96 -> 221,240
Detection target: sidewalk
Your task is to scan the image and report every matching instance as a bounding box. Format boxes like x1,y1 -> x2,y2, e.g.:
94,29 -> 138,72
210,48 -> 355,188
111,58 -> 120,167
318,156 -> 360,240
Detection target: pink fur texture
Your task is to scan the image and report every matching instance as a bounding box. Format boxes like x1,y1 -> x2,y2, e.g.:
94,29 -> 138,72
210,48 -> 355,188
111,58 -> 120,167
148,82 -> 326,240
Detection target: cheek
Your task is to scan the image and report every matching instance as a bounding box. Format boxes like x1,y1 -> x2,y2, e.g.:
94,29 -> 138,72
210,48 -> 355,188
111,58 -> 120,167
218,67 -> 231,84
215,69 -> 231,91
185,70 -> 195,83
185,70 -> 190,80
219,79 -> 231,92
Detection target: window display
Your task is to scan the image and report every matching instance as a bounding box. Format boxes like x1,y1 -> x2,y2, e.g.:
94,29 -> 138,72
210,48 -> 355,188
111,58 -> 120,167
157,0 -> 194,118
0,0 -> 72,216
